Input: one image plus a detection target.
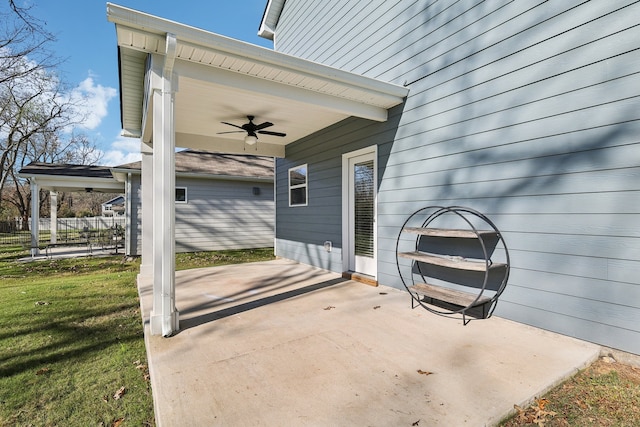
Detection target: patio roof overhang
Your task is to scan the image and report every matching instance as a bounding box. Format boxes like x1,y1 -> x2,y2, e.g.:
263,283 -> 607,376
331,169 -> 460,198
20,175 -> 124,194
107,3 -> 409,158
17,166 -> 124,194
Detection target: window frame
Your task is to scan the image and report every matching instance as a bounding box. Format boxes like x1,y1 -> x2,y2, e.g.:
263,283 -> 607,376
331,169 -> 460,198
175,187 -> 188,204
288,164 -> 308,207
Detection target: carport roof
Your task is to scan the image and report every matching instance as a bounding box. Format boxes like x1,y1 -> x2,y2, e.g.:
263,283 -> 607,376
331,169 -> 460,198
17,163 -> 124,193
19,163 -> 114,179
107,3 -> 408,157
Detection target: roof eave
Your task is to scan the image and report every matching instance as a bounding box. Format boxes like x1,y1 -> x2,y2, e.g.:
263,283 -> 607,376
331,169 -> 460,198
107,3 -> 409,154
258,0 -> 286,40
16,173 -> 124,193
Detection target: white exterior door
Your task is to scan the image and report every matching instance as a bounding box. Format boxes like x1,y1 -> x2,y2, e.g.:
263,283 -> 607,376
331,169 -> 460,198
343,147 -> 377,277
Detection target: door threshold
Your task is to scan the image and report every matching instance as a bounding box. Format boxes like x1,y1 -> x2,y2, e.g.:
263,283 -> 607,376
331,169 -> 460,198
342,271 -> 378,287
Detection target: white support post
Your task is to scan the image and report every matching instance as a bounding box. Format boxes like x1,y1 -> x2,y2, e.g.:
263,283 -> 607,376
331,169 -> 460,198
50,191 -> 58,244
149,34 -> 179,337
30,180 -> 40,256
139,142 -> 153,279
124,173 -> 132,256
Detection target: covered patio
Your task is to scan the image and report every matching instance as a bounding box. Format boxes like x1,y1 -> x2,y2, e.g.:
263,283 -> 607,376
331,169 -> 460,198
17,163 -> 127,257
140,259 -> 600,426
107,3 -> 409,336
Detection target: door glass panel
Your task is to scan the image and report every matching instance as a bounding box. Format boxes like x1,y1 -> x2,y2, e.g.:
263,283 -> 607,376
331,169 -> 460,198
354,160 -> 374,258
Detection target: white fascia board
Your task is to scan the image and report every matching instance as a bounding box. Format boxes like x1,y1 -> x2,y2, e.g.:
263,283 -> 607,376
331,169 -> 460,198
258,0 -> 285,40
17,175 -> 124,192
110,169 -> 135,182
121,128 -> 142,138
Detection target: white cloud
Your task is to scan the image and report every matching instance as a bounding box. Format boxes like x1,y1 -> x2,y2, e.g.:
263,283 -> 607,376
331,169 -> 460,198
98,133 -> 141,166
111,137 -> 141,153
68,77 -> 117,131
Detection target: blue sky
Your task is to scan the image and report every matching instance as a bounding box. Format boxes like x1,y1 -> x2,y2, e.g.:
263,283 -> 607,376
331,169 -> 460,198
28,1 -> 273,165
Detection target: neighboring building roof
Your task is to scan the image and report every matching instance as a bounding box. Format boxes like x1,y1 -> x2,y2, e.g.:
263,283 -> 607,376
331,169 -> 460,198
113,150 -> 274,181
103,195 -> 125,206
19,163 -> 115,179
18,151 -> 273,193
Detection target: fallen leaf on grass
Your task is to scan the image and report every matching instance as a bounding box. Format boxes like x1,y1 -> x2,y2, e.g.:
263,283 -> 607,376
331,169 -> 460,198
112,418 -> 124,427
113,386 -> 126,400
35,301 -> 50,306
513,397 -> 557,426
133,360 -> 151,382
537,398 -> 549,410
514,404 -> 531,423
36,367 -> 50,375
417,369 -> 433,376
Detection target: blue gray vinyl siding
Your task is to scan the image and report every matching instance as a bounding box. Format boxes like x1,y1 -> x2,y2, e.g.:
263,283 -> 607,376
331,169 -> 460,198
173,177 -> 274,252
276,119 -> 393,272
132,176 -> 274,254
273,1 -> 640,354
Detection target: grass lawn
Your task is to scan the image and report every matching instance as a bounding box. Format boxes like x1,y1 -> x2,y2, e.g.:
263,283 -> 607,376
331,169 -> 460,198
0,246 -> 274,427
499,355 -> 640,426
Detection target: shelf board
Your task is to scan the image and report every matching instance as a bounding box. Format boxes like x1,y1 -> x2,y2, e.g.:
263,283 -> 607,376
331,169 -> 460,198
408,282 -> 491,307
398,251 -> 506,272
403,227 -> 497,239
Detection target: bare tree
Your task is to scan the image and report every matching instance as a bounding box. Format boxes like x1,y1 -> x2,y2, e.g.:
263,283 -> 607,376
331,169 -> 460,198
0,1 -> 59,84
0,62 -> 77,195
0,1 -> 102,229
5,130 -> 103,229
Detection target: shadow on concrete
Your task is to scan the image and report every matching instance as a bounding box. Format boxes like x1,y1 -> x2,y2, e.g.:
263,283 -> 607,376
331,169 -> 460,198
179,277 -> 346,331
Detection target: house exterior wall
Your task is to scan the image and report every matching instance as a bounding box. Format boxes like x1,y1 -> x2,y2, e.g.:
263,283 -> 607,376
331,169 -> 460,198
131,175 -> 274,255
272,1 -> 640,354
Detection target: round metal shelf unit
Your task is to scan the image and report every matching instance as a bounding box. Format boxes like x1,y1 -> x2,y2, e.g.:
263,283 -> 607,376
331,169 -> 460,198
395,206 -> 510,324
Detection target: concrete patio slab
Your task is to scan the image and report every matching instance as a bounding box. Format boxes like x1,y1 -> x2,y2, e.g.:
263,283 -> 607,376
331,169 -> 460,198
138,259 -> 600,426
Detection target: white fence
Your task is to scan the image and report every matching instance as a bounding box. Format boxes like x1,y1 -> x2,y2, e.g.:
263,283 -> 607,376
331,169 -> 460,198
1,216 -> 126,246
32,216 -> 126,232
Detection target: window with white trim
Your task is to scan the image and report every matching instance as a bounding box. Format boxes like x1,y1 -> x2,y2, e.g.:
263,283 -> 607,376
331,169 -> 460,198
175,187 -> 187,203
288,164 -> 308,207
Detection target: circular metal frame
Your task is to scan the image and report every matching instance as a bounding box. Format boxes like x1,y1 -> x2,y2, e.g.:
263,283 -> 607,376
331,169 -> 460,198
395,206 -> 510,322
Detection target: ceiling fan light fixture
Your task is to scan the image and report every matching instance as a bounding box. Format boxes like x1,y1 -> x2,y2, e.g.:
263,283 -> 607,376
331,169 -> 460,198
218,116 -> 285,146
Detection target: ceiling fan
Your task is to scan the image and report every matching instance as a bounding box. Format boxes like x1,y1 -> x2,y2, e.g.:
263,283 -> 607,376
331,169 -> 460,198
217,115 -> 286,145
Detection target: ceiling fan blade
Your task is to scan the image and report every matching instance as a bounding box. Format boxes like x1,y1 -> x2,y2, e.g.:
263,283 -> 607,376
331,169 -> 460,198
221,121 -> 245,130
258,130 -> 287,137
254,121 -> 274,131
216,131 -> 245,134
